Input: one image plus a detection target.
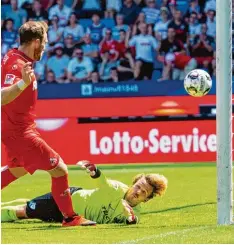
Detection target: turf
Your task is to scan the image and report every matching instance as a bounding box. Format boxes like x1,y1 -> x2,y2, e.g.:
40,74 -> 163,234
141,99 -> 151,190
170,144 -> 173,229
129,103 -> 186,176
1,163 -> 234,244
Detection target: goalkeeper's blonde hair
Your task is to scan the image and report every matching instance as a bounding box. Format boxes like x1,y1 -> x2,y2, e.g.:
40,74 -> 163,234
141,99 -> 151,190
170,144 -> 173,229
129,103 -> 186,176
132,173 -> 168,198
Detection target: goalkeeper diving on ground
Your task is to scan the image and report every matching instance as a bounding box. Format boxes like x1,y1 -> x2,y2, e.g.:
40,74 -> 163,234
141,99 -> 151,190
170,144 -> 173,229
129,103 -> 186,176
1,161 -> 168,225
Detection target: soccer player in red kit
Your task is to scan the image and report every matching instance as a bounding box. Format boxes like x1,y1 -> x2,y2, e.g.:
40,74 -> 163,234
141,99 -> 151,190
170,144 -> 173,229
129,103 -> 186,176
1,21 -> 96,227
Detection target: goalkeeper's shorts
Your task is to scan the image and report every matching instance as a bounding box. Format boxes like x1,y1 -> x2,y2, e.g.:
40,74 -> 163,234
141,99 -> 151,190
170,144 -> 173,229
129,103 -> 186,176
26,187 -> 82,222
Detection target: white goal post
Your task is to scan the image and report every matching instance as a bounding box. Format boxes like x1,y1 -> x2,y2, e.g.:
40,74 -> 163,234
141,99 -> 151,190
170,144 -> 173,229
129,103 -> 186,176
216,0 -> 233,225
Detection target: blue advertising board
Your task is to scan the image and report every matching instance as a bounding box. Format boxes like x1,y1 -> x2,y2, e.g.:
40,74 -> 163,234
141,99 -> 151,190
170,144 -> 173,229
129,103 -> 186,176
38,79 -> 219,99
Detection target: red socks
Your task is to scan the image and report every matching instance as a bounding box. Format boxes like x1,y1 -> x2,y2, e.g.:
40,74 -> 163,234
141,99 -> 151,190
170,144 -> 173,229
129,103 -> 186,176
1,166 -> 17,189
51,174 -> 76,219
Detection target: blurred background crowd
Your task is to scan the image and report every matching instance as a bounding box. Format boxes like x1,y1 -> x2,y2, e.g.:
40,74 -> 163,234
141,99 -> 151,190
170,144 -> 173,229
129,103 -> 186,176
1,0 -> 234,84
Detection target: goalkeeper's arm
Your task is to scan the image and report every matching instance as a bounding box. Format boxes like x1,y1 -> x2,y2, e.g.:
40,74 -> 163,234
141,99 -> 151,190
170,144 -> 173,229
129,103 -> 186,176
122,199 -> 139,225
77,160 -> 110,188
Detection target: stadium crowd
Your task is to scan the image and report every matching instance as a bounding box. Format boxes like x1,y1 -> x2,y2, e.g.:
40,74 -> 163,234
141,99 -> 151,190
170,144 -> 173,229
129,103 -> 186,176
1,0 -> 233,83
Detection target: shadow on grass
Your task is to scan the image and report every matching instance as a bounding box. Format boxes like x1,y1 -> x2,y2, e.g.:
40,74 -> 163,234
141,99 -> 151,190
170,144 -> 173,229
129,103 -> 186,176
141,202 -> 216,215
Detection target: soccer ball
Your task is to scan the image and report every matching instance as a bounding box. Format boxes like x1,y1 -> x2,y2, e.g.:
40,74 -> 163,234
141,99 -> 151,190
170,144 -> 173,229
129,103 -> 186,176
184,69 -> 212,97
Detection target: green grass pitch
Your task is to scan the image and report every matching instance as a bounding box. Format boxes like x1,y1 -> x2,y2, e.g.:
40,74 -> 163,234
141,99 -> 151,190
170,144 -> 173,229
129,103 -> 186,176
1,163 -> 234,244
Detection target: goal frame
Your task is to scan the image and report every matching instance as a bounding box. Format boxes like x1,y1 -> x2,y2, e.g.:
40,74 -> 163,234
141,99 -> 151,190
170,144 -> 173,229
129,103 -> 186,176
216,0 -> 233,225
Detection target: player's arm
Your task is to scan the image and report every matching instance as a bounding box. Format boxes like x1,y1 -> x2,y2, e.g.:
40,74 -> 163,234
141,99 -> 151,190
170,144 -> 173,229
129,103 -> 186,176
1,62 -> 34,106
2,83 -> 25,105
77,160 -> 110,188
121,199 -> 139,225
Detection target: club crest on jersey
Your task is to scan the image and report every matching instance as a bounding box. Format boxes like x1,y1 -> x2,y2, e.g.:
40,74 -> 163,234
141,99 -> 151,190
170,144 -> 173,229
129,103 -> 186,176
12,64 -> 18,70
50,157 -> 58,166
4,74 -> 15,85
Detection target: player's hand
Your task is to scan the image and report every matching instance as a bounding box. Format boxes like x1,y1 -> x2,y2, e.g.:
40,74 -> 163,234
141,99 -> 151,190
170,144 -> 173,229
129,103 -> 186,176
77,160 -> 97,176
21,62 -> 34,86
122,199 -> 137,224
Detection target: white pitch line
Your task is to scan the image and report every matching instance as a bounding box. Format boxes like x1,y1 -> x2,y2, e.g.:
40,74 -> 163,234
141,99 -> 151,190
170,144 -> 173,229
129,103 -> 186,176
117,226 -> 208,244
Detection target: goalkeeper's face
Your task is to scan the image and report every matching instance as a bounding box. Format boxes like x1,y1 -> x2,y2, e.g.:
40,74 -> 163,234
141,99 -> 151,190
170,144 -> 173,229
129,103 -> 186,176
125,177 -> 154,206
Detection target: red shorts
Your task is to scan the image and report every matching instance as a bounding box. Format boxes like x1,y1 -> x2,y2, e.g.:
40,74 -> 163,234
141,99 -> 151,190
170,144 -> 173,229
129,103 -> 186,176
2,129 -> 60,174
195,57 -> 213,65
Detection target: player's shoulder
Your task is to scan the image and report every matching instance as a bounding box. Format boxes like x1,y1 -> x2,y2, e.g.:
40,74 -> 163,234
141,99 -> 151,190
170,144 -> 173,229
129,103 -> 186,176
107,179 -> 129,191
2,49 -> 28,71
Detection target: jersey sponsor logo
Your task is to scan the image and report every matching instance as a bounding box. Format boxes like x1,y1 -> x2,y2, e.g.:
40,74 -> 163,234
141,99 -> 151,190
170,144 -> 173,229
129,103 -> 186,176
29,201 -> 36,210
4,74 -> 15,85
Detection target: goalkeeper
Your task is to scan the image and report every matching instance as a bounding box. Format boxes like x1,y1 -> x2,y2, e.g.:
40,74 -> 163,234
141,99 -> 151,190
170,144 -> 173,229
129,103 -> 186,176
1,161 -> 168,225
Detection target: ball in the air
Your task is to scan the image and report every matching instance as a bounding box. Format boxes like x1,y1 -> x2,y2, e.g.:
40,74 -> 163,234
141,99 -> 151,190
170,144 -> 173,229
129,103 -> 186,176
184,69 -> 212,97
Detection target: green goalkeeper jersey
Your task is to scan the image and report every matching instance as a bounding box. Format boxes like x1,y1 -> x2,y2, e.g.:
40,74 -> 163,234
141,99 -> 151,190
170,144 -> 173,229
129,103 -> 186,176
71,171 -> 141,224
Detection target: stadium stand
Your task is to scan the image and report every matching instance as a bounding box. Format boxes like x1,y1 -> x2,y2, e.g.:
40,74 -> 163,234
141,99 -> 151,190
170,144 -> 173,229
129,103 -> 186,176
1,0 -> 233,85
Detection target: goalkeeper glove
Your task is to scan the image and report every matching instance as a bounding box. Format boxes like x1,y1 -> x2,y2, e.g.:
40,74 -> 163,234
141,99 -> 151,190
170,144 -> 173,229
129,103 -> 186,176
77,160 -> 97,177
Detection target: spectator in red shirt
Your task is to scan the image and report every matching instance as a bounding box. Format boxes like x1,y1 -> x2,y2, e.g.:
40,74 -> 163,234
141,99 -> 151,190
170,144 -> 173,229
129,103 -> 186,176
117,30 -> 127,58
168,10 -> 188,43
100,29 -> 119,61
117,30 -> 135,70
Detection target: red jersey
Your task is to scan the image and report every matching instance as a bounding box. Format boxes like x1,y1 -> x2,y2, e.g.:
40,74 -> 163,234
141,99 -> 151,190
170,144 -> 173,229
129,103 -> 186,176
100,40 -> 119,60
1,49 -> 37,136
117,41 -> 127,58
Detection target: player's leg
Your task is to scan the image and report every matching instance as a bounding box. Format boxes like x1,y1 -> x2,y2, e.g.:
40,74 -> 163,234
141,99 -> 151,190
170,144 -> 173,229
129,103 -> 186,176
1,166 -> 28,189
1,187 -> 83,223
47,159 -> 76,219
1,145 -> 28,189
25,191 -> 63,222
22,136 -> 95,226
1,204 -> 27,222
25,187 -> 82,222
49,163 -> 96,226
1,198 -> 30,206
